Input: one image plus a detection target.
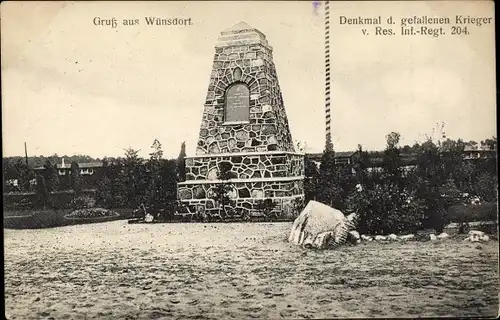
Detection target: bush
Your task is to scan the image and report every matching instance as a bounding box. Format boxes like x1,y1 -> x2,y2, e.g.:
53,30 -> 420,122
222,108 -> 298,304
475,172 -> 498,203
425,208 -> 449,233
447,202 -> 498,223
69,196 -> 96,210
256,198 -> 277,219
475,221 -> 498,236
346,182 -> 426,235
3,193 -> 38,210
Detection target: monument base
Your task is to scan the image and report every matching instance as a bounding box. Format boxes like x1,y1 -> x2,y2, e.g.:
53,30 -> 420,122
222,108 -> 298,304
177,193 -> 304,221
177,151 -> 305,221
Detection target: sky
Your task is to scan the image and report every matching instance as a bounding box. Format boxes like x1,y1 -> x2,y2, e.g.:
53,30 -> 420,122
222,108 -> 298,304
1,1 -> 496,159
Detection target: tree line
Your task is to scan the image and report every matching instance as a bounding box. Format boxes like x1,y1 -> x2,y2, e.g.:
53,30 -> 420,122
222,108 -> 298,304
304,132 -> 497,235
93,140 -> 186,214
3,132 -> 497,232
3,140 -> 187,213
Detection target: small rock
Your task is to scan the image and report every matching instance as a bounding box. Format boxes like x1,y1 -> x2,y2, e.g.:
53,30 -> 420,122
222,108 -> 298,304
469,230 -> 485,237
437,232 -> 449,239
374,235 -> 387,241
429,234 -> 437,241
361,234 -> 373,241
480,235 -> 490,242
399,234 -> 415,240
388,234 -> 398,241
348,230 -> 360,240
470,235 -> 481,242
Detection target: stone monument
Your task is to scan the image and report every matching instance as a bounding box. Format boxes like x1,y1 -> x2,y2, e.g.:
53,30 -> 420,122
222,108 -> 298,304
177,21 -> 305,221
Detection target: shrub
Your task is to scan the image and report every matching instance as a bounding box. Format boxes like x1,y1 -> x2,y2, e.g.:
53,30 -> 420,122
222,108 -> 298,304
3,194 -> 35,210
474,172 -> 498,203
69,195 -> 96,210
475,221 -> 498,236
256,198 -> 277,217
346,182 -> 426,235
35,174 -> 49,208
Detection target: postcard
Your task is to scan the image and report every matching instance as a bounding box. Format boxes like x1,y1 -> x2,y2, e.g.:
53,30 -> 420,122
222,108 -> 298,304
2,1 -> 497,319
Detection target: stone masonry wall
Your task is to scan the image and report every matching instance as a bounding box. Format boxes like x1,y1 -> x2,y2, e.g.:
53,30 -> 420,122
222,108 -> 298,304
185,153 -> 304,181
178,196 -> 305,221
178,179 -> 304,202
196,31 -> 295,155
177,22 -> 305,222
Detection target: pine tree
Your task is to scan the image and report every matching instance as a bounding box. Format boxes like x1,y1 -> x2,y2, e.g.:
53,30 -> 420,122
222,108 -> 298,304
382,132 -> 403,182
108,159 -> 128,208
352,144 -> 370,186
304,155 -> 319,203
15,159 -> 33,192
161,159 -> 179,221
317,147 -> 343,208
123,147 -> 142,208
35,174 -> 49,208
325,134 -> 334,153
210,162 -> 234,219
177,141 -> 187,182
145,139 -> 166,211
149,139 -> 163,161
43,160 -> 59,192
70,161 -> 82,196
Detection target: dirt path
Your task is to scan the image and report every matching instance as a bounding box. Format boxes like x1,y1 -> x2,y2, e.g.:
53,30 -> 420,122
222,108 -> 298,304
4,221 -> 499,319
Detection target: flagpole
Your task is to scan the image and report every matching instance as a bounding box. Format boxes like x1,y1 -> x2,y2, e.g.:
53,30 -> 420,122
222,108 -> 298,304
324,1 -> 333,152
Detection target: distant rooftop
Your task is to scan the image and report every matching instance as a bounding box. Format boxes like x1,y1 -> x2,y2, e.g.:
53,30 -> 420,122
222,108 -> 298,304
34,161 -> 103,170
307,151 -> 357,159
463,145 -> 497,152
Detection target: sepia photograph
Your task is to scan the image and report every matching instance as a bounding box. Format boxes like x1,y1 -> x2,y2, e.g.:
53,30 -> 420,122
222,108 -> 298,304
2,1 -> 498,319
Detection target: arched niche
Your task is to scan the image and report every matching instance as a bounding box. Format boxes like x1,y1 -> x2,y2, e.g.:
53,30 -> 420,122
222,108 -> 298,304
233,67 -> 242,81
224,82 -> 250,123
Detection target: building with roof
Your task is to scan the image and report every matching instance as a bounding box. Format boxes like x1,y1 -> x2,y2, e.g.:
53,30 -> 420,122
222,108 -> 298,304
34,158 -> 104,190
462,145 -> 497,160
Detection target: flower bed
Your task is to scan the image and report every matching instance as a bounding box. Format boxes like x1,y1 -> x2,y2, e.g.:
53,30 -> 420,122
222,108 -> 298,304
65,208 -> 119,220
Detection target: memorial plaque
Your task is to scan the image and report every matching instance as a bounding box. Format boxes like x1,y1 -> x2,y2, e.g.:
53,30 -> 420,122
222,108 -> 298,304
225,84 -> 250,122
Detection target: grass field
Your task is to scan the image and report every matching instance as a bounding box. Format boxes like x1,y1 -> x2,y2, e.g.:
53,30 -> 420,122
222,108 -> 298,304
4,221 -> 499,319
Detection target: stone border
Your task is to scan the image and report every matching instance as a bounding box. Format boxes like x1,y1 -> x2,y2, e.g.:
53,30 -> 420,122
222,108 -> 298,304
178,175 -> 305,186
185,150 -> 305,159
180,194 -> 305,202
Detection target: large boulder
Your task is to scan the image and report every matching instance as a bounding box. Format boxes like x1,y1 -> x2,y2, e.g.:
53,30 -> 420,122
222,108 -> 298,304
288,201 -> 357,249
